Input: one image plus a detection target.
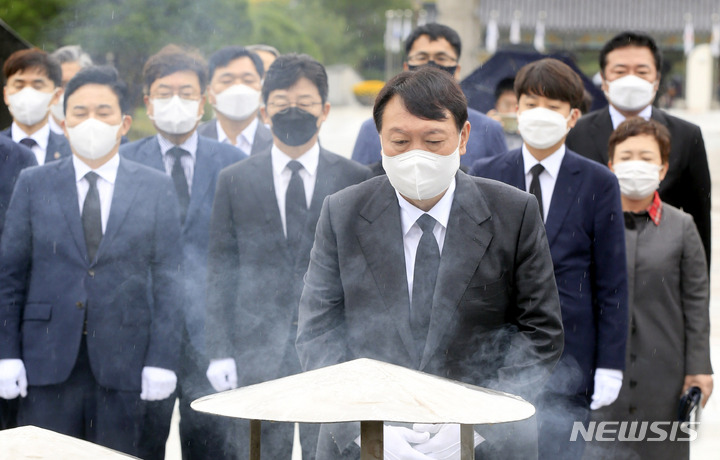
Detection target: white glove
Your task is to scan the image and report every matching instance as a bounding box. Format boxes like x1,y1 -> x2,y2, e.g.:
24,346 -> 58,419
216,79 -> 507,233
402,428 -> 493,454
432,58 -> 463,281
0,359 -> 27,399
206,358 -> 238,392
590,368 -> 623,410
412,424 -> 484,459
140,366 -> 177,401
383,425 -> 434,460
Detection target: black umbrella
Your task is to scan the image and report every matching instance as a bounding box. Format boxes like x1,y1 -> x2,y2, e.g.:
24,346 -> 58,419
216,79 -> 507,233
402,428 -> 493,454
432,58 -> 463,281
461,48 -> 607,115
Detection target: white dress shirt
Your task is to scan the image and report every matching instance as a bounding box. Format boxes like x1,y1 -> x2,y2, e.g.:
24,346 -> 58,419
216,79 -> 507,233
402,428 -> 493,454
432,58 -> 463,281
271,142 -> 319,236
521,144 -> 565,223
12,122 -> 49,166
73,153 -> 120,233
157,131 -> 198,192
396,178 -> 455,304
608,104 -> 652,130
217,117 -> 258,156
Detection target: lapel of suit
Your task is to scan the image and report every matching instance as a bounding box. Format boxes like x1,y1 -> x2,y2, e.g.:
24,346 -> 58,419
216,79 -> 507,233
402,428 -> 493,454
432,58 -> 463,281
249,153 -> 290,261
544,152 -> 582,247
420,172 -> 493,369
592,109 -> 614,164
141,137 -> 166,171
357,179 -> 419,365
94,157 -> 140,263
45,132 -> 61,163
503,149 -> 527,190
53,157 -> 87,260
185,137 -> 214,229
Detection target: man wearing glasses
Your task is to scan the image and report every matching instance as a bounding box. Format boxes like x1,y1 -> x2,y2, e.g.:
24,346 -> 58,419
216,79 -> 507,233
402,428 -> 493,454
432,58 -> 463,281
119,45 -> 246,460
204,53 -> 370,458
351,23 -> 507,173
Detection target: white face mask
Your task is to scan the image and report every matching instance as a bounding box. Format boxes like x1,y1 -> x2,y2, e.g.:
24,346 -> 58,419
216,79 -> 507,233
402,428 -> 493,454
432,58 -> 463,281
517,107 -> 571,149
212,84 -> 260,121
150,95 -> 201,134
7,87 -> 55,126
605,75 -> 657,112
66,118 -> 122,160
381,139 -> 460,201
50,94 -> 65,121
613,160 -> 662,199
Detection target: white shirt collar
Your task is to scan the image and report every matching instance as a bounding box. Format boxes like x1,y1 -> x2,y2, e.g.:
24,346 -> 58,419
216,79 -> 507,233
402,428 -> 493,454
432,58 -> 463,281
216,117 -> 258,146
12,121 -> 50,152
397,177 -> 456,237
521,143 -> 565,179
157,131 -> 199,158
73,152 -> 120,185
608,104 -> 653,129
271,142 -> 320,177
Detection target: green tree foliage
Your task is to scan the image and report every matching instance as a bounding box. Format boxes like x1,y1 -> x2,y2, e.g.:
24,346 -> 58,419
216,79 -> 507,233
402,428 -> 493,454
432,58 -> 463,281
0,0 -> 70,48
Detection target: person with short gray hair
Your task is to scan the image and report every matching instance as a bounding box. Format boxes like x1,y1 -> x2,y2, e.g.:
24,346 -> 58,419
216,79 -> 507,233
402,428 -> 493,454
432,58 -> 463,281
49,45 -> 93,134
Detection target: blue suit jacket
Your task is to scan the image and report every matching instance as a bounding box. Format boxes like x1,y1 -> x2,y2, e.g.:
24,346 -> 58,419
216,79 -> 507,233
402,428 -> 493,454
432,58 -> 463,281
470,148 -> 628,398
0,136 -> 37,239
0,156 -> 184,391
120,135 -> 246,354
351,108 -> 507,167
1,127 -> 72,163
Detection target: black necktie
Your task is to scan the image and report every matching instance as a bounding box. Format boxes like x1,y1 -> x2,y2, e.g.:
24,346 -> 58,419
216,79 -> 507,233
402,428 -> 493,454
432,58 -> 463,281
20,138 -> 37,149
411,214 -> 441,352
529,163 -> 545,221
82,172 -> 102,262
285,160 -> 307,253
168,147 -> 190,223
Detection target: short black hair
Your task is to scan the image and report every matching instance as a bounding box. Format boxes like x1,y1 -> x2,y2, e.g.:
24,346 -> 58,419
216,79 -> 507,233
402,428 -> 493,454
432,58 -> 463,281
64,65 -> 129,114
3,48 -> 62,87
261,53 -> 328,104
208,46 -> 264,81
373,66 -> 468,132
494,77 -> 515,102
600,31 -> 662,75
404,23 -> 462,59
514,58 -> 585,109
142,44 -> 207,94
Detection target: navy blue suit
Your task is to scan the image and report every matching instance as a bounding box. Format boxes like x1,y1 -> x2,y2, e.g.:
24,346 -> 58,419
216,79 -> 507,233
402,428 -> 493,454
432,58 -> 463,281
1,127 -> 72,163
0,155 -> 184,453
351,108 -> 507,168
120,135 -> 245,460
470,148 -> 628,459
0,135 -> 36,431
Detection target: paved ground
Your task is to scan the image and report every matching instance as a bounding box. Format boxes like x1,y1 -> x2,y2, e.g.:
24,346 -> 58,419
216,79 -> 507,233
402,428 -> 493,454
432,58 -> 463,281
166,105 -> 720,459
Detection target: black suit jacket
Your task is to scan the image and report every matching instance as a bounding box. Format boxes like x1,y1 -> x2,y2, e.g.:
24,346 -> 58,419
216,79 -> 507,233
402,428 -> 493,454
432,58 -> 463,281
0,136 -> 36,239
296,172 -> 564,456
205,148 -> 370,386
1,127 -> 72,164
197,118 -> 273,156
565,107 -> 711,267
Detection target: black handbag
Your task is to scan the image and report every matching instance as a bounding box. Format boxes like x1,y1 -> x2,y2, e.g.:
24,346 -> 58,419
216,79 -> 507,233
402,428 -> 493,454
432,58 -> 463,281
677,386 -> 702,422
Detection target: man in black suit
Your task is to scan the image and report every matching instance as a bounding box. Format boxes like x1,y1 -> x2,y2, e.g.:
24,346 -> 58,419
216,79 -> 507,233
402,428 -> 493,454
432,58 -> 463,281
0,65 -> 183,456
197,46 -> 273,156
2,48 -> 72,164
296,67 -> 563,460
205,53 -> 370,458
0,136 -> 36,431
565,31 -> 711,267
120,45 -> 246,460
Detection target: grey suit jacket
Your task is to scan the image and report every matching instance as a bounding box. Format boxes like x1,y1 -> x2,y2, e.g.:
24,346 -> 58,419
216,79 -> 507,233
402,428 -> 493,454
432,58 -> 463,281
296,171 -> 564,456
197,118 -> 273,156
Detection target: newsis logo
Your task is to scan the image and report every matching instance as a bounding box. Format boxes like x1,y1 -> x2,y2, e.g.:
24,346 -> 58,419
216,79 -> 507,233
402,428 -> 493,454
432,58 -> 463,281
570,421 -> 700,442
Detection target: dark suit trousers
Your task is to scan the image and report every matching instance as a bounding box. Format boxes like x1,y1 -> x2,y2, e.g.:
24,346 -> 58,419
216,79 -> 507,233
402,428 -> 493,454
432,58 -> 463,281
0,399 -> 19,430
138,326 -> 233,460
17,337 -> 144,456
